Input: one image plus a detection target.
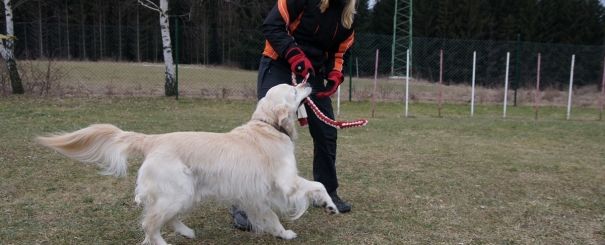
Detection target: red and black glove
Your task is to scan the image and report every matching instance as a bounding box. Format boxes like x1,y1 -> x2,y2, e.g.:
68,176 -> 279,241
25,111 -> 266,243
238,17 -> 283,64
285,47 -> 315,78
316,70 -> 344,98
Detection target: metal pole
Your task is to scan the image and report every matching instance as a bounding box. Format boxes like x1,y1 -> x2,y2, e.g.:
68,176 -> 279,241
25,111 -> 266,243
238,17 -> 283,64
337,86 -> 340,116
348,51 -> 352,101
514,34 -> 520,106
439,50 -> 443,117
372,49 -> 379,117
567,55 -> 575,120
409,0 -> 413,74
390,0 -> 398,77
405,49 -> 409,117
503,52 -> 510,118
471,51 -> 476,117
356,57 -> 359,100
535,53 -> 541,120
600,57 -> 605,121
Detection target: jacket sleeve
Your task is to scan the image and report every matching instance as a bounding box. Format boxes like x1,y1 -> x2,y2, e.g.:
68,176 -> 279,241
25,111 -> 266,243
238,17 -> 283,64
326,30 -> 355,73
261,0 -> 307,58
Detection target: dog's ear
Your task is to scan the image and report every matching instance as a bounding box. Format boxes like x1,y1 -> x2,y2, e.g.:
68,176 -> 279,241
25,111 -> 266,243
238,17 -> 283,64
274,103 -> 291,127
275,102 -> 298,140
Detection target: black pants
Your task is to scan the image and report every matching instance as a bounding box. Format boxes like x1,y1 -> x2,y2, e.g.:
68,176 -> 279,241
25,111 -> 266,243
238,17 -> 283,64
257,56 -> 339,196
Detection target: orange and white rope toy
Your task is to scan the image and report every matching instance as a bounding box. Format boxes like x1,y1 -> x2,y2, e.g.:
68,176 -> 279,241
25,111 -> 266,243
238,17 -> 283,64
292,73 -> 367,129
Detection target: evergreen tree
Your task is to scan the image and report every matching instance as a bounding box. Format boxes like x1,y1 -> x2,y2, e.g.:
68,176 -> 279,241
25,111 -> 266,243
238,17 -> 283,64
413,0 -> 438,38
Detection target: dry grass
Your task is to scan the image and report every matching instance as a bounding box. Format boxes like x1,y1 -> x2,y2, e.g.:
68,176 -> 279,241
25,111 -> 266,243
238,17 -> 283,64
1,95 -> 605,244
1,60 -> 602,108
351,77 -> 604,108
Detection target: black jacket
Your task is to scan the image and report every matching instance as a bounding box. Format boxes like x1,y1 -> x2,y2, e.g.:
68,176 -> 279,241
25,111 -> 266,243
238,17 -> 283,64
261,0 -> 355,73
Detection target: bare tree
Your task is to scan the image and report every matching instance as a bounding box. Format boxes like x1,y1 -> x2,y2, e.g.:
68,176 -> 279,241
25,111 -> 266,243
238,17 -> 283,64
138,0 -> 176,96
0,0 -> 28,94
79,0 -> 86,60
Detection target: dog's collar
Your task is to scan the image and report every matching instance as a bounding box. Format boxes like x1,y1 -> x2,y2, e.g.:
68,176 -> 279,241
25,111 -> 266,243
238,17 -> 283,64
257,119 -> 291,139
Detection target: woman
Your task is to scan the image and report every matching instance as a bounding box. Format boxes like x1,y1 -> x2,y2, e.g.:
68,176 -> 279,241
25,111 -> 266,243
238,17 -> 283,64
232,0 -> 357,231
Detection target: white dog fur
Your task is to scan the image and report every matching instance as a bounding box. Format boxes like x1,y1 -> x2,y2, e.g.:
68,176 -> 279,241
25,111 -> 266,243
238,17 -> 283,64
37,83 -> 338,245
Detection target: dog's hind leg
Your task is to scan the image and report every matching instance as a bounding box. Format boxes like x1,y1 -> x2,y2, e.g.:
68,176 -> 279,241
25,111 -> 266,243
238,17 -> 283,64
245,206 -> 297,240
137,158 -> 196,245
140,193 -> 194,245
140,201 -> 173,245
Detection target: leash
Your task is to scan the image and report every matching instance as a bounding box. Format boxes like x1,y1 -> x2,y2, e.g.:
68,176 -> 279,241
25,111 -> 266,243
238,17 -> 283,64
292,73 -> 367,129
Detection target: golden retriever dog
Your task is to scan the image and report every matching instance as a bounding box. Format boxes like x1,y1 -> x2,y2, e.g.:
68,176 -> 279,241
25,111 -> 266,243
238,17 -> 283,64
37,83 -> 338,245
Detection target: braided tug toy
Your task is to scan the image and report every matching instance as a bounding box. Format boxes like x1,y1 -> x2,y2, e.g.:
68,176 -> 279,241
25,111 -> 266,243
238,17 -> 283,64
292,73 -> 368,129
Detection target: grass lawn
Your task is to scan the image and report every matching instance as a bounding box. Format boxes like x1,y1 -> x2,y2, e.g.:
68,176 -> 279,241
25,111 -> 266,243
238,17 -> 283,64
1,95 -> 604,244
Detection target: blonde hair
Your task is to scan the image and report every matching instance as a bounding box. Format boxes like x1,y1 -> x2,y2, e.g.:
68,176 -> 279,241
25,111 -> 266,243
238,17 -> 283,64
319,0 -> 357,29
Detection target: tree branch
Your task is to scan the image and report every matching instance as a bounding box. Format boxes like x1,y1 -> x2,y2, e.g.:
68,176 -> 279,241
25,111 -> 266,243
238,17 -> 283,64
12,0 -> 31,9
138,0 -> 159,12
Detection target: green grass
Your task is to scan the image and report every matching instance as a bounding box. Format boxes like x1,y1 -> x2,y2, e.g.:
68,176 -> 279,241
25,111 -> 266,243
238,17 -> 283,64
1,95 -> 604,244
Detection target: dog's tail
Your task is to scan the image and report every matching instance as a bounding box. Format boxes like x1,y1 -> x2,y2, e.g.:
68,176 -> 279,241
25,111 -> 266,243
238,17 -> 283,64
36,124 -> 147,177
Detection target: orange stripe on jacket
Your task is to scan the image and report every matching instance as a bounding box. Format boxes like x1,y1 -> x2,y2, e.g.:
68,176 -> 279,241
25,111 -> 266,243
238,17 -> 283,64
277,0 -> 290,29
333,31 -> 355,72
263,0 -> 305,60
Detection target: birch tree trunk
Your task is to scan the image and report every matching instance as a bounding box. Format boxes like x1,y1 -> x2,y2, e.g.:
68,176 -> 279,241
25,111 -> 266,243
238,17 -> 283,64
139,0 -> 176,96
0,0 -> 24,94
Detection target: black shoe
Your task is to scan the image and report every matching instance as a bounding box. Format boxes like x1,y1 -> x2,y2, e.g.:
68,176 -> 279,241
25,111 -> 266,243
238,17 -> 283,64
230,206 -> 253,232
330,195 -> 352,213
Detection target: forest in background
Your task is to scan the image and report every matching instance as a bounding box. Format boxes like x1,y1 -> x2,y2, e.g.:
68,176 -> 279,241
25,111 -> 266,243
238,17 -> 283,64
365,0 -> 605,45
0,0 -> 604,89
3,0 -> 604,57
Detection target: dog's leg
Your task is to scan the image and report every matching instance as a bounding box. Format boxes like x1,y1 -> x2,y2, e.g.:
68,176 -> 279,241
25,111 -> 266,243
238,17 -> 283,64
140,208 -> 168,245
276,176 -> 338,216
141,197 -> 195,245
245,207 -> 297,240
137,158 -> 196,245
168,218 -> 195,239
295,177 -> 338,215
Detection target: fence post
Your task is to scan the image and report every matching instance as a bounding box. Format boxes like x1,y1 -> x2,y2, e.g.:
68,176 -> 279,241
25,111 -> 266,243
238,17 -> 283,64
372,49 -> 379,117
567,55 -> 575,120
471,51 -> 476,117
439,50 -> 443,118
514,34 -> 520,106
503,52 -> 510,118
599,55 -> 605,121
535,53 -> 541,120
349,51 -> 352,101
405,49 -> 410,118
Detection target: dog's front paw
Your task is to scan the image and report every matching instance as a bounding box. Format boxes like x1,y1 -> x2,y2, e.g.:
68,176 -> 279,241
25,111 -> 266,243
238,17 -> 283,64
279,230 -> 297,240
178,228 -> 195,239
322,202 -> 339,215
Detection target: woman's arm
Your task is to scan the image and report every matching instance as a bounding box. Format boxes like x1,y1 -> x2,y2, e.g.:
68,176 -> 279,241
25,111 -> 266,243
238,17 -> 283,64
261,0 -> 307,58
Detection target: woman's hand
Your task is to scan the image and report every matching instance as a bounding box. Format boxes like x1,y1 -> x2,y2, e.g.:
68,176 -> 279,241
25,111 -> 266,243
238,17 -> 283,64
316,70 -> 344,98
285,47 -> 315,78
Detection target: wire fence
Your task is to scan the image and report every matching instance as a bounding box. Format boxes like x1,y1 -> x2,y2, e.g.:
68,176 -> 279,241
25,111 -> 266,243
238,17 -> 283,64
1,23 -> 604,111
